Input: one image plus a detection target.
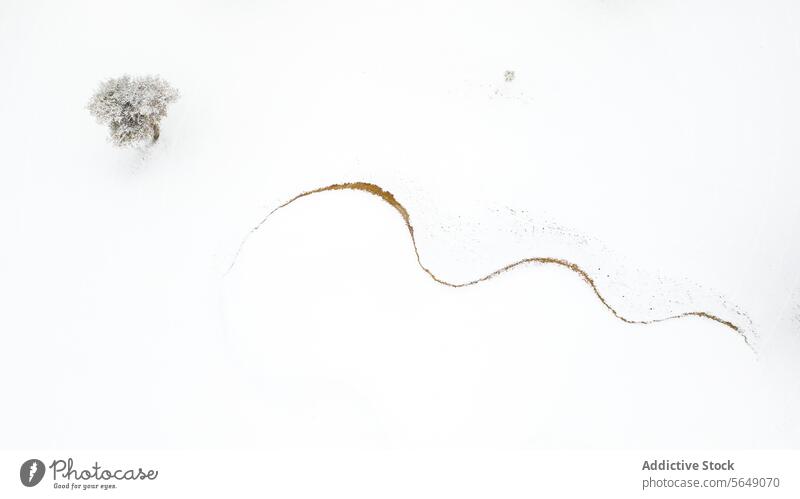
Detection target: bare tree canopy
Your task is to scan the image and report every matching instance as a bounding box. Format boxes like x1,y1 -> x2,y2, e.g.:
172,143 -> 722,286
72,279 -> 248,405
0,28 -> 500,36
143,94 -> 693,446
87,75 -> 179,147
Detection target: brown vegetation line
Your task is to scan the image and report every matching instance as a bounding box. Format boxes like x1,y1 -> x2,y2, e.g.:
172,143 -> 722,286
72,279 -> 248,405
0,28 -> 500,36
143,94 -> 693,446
228,181 -> 750,347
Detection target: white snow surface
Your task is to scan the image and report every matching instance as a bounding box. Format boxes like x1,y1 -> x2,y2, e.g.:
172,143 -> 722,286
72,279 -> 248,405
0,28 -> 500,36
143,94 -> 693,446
1,0 -> 799,448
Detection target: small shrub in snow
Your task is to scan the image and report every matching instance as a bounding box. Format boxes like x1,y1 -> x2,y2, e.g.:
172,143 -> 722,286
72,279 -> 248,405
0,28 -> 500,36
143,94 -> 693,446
87,75 -> 179,147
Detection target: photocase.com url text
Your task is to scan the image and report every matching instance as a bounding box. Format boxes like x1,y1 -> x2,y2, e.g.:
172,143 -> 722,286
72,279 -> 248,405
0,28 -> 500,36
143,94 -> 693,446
642,477 -> 780,490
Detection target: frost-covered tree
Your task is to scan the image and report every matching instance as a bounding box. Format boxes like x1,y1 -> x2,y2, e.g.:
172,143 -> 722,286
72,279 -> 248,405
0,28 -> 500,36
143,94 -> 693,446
87,75 -> 179,147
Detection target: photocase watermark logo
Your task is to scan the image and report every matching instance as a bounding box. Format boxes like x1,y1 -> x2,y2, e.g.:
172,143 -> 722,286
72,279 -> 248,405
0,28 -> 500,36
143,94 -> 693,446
18,457 -> 159,490
20,458 -> 45,487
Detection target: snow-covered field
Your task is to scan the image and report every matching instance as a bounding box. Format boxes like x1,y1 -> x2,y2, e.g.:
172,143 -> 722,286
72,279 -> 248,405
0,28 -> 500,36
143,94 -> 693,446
1,0 -> 799,449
